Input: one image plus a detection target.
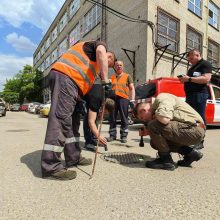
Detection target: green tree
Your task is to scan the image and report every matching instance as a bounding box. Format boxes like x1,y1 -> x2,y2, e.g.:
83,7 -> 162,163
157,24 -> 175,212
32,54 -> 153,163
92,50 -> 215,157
2,65 -> 43,104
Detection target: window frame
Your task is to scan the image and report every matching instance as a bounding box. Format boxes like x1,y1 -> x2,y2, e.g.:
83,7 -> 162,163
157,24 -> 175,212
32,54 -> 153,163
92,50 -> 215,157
188,0 -> 202,17
186,25 -> 203,53
69,0 -> 80,18
69,22 -> 81,46
207,39 -> 219,68
208,1 -> 219,30
157,8 -> 180,53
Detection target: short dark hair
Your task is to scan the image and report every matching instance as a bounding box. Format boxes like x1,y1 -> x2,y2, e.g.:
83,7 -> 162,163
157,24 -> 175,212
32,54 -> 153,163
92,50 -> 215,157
187,49 -> 201,57
133,102 -> 145,118
108,51 -> 117,63
105,98 -> 115,112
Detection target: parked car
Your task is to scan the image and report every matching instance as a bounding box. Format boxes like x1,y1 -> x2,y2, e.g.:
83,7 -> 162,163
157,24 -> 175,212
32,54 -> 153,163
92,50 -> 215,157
11,103 -> 20,111
134,77 -> 220,126
19,103 -> 29,111
0,98 -> 6,116
40,103 -> 51,117
28,102 -> 42,113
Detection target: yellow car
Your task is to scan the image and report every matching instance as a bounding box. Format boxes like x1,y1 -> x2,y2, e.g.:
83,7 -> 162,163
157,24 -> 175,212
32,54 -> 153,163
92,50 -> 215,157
40,103 -> 51,117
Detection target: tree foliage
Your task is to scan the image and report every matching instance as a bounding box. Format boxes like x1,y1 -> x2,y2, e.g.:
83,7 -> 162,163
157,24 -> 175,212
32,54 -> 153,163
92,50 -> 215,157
0,65 -> 43,104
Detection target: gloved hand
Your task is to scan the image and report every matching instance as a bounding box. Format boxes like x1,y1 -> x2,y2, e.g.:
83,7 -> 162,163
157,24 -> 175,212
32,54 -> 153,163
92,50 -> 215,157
102,79 -> 112,98
129,100 -> 135,110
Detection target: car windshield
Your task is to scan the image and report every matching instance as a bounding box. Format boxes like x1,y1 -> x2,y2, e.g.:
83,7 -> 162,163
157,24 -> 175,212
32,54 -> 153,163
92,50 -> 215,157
135,83 -> 156,99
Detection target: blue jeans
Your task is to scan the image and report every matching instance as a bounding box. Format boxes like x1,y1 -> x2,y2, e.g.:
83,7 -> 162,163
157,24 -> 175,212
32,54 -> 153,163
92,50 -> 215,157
186,93 -> 209,125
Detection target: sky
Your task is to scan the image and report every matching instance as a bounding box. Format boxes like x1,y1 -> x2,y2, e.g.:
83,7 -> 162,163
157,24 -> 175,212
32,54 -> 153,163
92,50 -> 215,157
0,0 -> 65,92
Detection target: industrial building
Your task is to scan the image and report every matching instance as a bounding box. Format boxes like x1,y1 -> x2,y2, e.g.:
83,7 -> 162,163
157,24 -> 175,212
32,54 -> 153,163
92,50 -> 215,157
33,0 -> 220,102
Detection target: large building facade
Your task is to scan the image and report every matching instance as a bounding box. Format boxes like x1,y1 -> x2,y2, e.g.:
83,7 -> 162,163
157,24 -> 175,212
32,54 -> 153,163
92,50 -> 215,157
33,0 -> 220,103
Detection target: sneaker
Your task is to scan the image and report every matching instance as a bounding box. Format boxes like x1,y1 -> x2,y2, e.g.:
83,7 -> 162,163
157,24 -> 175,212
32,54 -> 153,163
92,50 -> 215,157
85,143 -> 97,152
177,149 -> 203,167
121,138 -> 127,143
78,156 -> 93,166
45,169 -> 77,181
106,136 -> 116,142
145,153 -> 176,171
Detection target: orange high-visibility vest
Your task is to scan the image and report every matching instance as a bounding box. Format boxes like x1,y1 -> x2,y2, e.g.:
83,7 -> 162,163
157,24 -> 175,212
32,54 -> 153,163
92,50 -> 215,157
111,73 -> 130,99
52,42 -> 99,95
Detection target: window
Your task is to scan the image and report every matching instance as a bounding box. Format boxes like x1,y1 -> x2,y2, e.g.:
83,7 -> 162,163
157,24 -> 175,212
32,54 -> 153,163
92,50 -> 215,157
188,0 -> 202,17
213,86 -> 220,100
157,10 -> 179,52
40,45 -> 45,56
45,55 -> 51,69
208,40 -> 219,68
58,38 -> 67,57
51,48 -> 58,63
45,37 -> 51,51
69,0 -> 80,18
69,23 -> 80,46
84,2 -> 101,35
186,27 -> 202,52
209,1 -> 219,29
51,26 -> 58,42
60,12 -> 68,32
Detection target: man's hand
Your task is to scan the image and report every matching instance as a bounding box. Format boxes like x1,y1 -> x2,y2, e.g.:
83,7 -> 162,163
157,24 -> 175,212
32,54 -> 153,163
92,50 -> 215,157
98,135 -> 107,146
178,75 -> 190,83
129,100 -> 135,110
102,80 -> 112,98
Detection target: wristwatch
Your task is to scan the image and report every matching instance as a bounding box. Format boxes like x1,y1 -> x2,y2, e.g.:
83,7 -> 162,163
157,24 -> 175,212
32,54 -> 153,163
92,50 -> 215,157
188,77 -> 192,82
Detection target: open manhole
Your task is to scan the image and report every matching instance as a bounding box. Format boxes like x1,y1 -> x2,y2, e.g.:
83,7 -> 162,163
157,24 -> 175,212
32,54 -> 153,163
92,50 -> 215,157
6,129 -> 29,132
100,152 -> 148,164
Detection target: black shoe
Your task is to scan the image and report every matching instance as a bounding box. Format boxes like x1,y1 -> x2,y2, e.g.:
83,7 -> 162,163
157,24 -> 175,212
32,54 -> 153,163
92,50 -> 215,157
194,142 -> 204,150
177,149 -> 203,167
121,138 -> 127,143
44,169 -> 77,181
85,143 -> 97,152
145,153 -> 176,171
106,136 -> 116,142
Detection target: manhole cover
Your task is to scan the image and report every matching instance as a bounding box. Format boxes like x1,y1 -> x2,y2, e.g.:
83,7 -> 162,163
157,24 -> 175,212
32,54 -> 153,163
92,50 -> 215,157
100,152 -> 147,164
6,129 -> 29,132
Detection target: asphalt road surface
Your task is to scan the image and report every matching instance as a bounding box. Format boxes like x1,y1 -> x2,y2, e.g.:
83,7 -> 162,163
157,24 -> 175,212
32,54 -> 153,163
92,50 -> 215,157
1,112 -> 220,220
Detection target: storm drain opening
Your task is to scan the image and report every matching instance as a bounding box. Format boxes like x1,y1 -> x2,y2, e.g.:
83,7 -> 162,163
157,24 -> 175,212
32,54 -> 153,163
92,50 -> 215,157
100,152 -> 148,164
6,129 -> 30,132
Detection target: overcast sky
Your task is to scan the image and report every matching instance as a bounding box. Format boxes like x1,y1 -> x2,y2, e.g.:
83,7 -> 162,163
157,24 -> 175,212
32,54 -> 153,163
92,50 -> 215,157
0,0 -> 65,91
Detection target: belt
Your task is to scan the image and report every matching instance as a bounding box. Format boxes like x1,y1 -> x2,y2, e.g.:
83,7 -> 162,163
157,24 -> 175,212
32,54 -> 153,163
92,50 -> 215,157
197,122 -> 205,129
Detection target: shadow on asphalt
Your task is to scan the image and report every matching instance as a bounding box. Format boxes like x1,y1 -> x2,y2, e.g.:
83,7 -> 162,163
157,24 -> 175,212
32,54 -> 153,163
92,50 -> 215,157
20,150 -> 42,178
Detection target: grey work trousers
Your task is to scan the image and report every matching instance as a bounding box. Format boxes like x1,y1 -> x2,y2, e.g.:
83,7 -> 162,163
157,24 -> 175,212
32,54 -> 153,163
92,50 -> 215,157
147,120 -> 205,153
41,71 -> 81,177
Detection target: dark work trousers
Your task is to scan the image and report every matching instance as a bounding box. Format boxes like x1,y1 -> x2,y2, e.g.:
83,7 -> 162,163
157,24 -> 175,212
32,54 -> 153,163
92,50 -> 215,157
83,104 -> 97,145
109,96 -> 129,139
186,92 -> 209,125
147,120 -> 205,153
41,71 -> 81,177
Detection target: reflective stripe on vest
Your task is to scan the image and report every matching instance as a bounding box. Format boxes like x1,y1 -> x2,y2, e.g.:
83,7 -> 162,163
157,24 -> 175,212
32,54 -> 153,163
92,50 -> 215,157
111,73 -> 129,99
52,42 -> 99,95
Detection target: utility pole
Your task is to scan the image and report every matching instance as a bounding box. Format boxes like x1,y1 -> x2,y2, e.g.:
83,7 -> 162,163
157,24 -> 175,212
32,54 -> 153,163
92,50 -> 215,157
101,0 -> 107,42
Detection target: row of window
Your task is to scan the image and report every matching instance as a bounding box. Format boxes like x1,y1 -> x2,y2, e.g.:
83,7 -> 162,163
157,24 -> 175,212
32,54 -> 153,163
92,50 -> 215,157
157,8 -> 220,67
188,0 -> 219,29
34,0 -> 101,65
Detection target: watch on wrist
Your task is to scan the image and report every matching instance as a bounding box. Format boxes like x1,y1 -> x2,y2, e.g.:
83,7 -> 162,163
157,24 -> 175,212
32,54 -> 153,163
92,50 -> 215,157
188,77 -> 192,82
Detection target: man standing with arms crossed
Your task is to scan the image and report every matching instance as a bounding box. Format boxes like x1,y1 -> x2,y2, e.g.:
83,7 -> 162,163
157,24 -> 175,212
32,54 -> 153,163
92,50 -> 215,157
41,41 -> 115,180
107,60 -> 135,143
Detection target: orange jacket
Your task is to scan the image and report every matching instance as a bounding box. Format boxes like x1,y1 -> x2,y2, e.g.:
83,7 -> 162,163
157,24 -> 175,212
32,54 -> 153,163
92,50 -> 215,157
52,42 -> 99,95
111,73 -> 130,99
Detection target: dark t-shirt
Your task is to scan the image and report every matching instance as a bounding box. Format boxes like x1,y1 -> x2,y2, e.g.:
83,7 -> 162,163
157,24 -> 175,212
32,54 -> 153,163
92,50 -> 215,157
83,41 -> 107,62
84,77 -> 103,112
184,59 -> 212,94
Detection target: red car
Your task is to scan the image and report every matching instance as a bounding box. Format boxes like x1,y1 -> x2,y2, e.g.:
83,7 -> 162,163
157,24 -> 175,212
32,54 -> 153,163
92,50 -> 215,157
19,103 -> 29,111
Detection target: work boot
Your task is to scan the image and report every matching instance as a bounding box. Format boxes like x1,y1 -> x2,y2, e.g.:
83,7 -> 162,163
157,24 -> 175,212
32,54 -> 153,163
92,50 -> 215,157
121,138 -> 127,143
106,136 -> 116,142
46,169 -> 77,181
178,149 -> 203,167
85,143 -> 97,152
145,152 -> 176,171
78,156 -> 93,166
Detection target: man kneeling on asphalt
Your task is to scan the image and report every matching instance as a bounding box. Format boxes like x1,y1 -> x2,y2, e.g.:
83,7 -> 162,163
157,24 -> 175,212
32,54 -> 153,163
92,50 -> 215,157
134,93 -> 205,171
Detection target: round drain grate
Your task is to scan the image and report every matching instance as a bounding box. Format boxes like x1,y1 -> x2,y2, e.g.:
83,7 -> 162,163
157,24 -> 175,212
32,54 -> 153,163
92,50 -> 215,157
100,152 -> 147,164
6,129 -> 29,132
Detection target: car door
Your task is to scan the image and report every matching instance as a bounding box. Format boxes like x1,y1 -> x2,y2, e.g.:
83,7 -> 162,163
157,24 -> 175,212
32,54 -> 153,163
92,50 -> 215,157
212,86 -> 220,123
